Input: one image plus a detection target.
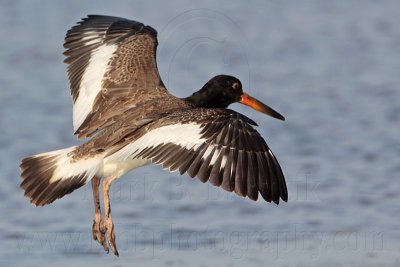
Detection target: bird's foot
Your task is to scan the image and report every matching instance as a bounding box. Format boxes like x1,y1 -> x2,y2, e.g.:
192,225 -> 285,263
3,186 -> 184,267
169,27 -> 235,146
105,218 -> 119,256
92,218 -> 109,253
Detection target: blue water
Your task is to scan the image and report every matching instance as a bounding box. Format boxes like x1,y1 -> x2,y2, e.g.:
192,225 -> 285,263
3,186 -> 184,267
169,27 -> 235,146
1,1 -> 400,266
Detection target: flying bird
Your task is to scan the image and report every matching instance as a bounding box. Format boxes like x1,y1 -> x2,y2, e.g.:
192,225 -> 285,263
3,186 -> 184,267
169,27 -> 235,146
20,15 -> 287,256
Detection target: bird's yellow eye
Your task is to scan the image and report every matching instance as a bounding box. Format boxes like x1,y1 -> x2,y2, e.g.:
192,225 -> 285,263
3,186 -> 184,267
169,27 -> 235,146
232,82 -> 240,90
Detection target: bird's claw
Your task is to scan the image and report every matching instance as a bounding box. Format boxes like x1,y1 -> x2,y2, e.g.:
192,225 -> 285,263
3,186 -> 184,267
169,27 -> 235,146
105,219 -> 119,256
92,219 -> 109,253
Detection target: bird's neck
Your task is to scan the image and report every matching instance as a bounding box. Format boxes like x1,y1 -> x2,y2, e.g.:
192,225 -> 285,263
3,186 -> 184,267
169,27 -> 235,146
184,89 -> 211,108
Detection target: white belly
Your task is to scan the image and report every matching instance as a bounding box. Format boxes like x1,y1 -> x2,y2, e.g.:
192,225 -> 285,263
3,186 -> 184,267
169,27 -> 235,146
101,157 -> 151,178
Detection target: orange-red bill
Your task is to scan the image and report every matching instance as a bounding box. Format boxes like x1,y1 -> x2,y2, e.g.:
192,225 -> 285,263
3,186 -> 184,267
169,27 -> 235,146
240,93 -> 285,121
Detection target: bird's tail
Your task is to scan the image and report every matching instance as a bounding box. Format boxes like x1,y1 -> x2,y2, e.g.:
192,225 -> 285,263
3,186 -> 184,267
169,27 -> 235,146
20,146 -> 103,206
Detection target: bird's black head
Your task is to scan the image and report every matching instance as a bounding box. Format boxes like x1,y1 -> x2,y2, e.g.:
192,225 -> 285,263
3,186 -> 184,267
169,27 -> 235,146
186,75 -> 243,108
185,74 -> 285,121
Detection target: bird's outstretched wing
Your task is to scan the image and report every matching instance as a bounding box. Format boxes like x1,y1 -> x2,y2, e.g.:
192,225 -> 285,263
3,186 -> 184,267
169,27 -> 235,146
64,15 -> 170,138
107,108 -> 288,203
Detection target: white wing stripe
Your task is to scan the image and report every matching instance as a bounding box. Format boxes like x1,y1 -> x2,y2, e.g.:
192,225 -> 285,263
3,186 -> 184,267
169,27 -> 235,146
106,123 -> 207,162
73,43 -> 117,131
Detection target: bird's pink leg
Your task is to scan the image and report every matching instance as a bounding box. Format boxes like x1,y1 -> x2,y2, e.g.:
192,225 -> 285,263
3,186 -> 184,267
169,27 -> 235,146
102,175 -> 119,256
91,176 -> 109,253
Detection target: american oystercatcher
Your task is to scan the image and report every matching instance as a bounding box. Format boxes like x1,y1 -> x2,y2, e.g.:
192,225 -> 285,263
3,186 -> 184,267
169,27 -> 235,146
20,15 -> 287,256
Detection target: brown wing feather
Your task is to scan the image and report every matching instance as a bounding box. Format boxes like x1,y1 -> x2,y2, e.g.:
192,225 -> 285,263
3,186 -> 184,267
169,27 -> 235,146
64,15 -> 171,138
